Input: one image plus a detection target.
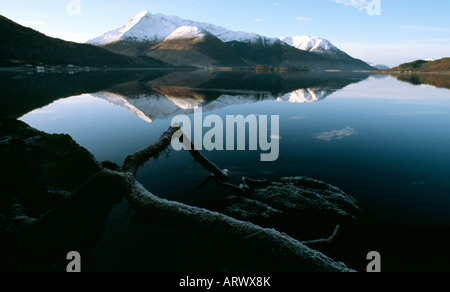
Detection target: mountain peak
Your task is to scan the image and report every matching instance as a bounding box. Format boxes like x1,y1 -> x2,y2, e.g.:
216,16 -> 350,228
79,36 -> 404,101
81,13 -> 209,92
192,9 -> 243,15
134,10 -> 150,20
124,10 -> 152,31
87,12 -> 177,45
164,26 -> 210,41
280,36 -> 341,54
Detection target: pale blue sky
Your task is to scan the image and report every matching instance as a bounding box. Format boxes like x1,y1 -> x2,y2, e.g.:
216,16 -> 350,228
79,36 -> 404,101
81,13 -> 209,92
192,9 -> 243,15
1,0 -> 449,66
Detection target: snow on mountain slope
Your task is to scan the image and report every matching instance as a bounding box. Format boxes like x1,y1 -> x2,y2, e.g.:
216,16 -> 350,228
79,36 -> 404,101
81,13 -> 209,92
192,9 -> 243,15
88,11 -> 177,44
280,36 -> 343,55
424,57 -> 443,62
88,11 -> 279,46
164,26 -> 210,41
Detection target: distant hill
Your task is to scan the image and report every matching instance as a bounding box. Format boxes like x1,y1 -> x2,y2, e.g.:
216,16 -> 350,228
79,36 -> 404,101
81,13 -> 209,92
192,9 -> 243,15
0,15 -> 167,68
367,63 -> 390,70
389,58 -> 450,72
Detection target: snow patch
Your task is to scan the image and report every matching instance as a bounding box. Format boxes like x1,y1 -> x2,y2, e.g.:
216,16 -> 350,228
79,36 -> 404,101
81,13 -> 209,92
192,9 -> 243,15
423,57 -> 443,62
164,26 -> 209,41
280,36 -> 341,54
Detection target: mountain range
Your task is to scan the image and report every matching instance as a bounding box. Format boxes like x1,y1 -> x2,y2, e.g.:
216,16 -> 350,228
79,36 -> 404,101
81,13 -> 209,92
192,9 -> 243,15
87,11 -> 375,71
0,11 -> 376,71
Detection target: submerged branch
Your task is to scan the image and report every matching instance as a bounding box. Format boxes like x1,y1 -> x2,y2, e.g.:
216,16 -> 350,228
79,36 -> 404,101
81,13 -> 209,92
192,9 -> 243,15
215,177 -> 269,195
177,131 -> 230,182
122,125 -> 229,181
302,225 -> 340,247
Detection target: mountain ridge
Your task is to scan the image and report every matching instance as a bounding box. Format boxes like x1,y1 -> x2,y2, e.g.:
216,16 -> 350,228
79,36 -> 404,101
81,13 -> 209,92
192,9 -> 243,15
87,10 -> 279,46
88,11 -> 375,71
280,36 -> 342,55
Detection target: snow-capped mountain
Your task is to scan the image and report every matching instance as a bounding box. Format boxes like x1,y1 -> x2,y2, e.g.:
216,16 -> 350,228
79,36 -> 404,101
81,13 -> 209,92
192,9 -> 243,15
88,11 -> 341,54
87,11 -> 375,71
88,11 -> 278,46
367,62 -> 390,70
278,35 -> 368,64
280,36 -> 342,55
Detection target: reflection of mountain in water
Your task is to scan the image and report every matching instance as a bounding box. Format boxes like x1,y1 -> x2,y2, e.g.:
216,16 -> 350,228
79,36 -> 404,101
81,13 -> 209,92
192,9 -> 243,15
93,71 -> 370,122
0,70 -> 168,119
1,70 -> 371,120
276,87 -> 337,103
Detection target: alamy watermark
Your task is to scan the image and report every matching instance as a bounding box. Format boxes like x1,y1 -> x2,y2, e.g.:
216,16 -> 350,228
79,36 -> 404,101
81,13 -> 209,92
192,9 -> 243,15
333,0 -> 381,16
367,251 -> 381,272
66,251 -> 81,272
366,0 -> 381,16
67,0 -> 81,16
171,108 -> 280,162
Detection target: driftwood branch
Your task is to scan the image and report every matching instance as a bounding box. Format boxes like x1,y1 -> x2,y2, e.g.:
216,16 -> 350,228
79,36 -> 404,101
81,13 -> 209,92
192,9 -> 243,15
302,224 -> 340,247
123,126 -> 180,176
125,174 -> 354,272
176,129 -> 230,182
123,125 -> 230,182
215,177 -> 268,195
193,175 -> 268,195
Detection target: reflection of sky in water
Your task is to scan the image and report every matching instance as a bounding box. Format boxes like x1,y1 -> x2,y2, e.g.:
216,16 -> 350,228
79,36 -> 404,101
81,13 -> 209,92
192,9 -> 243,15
20,75 -> 450,225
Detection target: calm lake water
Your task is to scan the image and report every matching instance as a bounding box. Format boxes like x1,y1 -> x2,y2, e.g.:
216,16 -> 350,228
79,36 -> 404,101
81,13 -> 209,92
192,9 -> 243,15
16,70 -> 450,228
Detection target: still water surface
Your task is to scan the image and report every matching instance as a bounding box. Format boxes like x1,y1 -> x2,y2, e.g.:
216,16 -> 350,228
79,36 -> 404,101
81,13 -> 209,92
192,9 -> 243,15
19,71 -> 450,226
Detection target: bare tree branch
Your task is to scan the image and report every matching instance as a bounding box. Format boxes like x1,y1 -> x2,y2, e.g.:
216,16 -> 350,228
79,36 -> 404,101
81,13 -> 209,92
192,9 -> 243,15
302,225 -> 340,247
123,126 -> 179,176
123,125 -> 230,182
176,129 -> 230,182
